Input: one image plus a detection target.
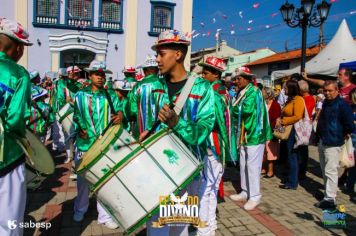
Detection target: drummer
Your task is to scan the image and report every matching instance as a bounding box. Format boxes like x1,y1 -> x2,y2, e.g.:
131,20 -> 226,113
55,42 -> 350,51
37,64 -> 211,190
29,70 -> 41,85
0,18 -> 32,236
112,79 -> 132,132
122,65 -> 137,83
72,60 -> 123,229
147,30 -> 216,236
125,55 -> 166,139
27,86 -> 55,143
52,65 -> 81,163
198,56 -> 238,236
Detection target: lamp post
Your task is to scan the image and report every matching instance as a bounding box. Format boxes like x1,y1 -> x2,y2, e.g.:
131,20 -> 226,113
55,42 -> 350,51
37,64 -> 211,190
280,0 -> 331,73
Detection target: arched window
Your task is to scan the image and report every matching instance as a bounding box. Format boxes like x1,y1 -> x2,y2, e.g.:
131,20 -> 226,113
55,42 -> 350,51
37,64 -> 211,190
100,0 -> 122,30
67,0 -> 93,27
35,0 -> 59,24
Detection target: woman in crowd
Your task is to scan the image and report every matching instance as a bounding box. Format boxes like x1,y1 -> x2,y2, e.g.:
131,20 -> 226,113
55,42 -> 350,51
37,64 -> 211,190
346,88 -> 356,202
276,79 -> 304,190
262,87 -> 281,178
298,80 -> 316,180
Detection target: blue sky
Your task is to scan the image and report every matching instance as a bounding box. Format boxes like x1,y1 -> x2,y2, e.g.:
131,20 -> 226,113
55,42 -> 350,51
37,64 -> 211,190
191,0 -> 356,53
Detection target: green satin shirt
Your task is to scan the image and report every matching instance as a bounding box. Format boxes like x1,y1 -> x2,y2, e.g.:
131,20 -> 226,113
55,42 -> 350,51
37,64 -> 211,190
27,101 -> 55,135
0,52 -> 31,170
125,74 -> 167,139
73,87 -> 123,152
232,83 -> 272,146
207,80 -> 238,163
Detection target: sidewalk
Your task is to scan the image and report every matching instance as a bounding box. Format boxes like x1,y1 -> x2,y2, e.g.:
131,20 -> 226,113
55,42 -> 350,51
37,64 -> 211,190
24,146 -> 356,235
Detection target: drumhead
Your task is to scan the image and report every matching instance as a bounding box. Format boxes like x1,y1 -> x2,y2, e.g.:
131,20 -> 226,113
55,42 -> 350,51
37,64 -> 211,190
57,103 -> 74,123
76,124 -> 124,173
22,130 -> 55,175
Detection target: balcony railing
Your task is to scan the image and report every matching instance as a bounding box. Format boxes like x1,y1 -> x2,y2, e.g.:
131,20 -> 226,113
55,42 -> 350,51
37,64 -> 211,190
100,21 -> 121,30
67,18 -> 92,27
36,16 -> 58,24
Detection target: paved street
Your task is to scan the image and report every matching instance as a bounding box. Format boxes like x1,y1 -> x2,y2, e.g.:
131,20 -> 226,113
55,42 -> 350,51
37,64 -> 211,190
24,146 -> 356,236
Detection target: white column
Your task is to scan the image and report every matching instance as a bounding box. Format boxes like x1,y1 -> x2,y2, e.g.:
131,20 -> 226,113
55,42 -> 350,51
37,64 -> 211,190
124,0 -> 138,66
51,51 -> 60,73
181,0 -> 193,70
15,0 -> 28,69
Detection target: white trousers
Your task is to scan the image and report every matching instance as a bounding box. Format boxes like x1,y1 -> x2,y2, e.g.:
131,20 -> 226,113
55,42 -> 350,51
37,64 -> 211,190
146,179 -> 200,236
52,121 -> 73,159
197,155 -> 223,236
73,151 -> 112,224
0,164 -> 26,236
52,121 -> 65,151
318,143 -> 341,201
239,144 -> 265,201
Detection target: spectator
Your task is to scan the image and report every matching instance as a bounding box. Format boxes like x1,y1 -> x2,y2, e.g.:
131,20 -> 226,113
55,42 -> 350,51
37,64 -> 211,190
276,80 -> 304,190
315,93 -> 325,121
302,68 -> 356,105
230,67 -> 272,211
262,87 -> 281,178
298,80 -> 316,180
315,81 -> 355,209
346,88 -> 356,202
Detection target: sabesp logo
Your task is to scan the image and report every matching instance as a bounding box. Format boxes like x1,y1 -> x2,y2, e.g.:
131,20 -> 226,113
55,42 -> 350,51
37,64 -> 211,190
8,220 -> 17,230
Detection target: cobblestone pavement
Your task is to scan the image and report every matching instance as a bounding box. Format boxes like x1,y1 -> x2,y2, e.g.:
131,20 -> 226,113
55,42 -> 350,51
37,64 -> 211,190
24,146 -> 356,236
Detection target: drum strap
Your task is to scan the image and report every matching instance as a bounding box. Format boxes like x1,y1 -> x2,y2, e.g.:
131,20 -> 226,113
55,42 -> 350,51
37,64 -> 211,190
173,73 -> 198,116
28,102 -> 48,126
104,89 -> 116,114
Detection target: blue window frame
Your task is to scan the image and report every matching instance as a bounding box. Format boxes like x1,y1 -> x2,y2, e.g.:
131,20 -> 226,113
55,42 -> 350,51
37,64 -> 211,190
66,0 -> 94,27
99,0 -> 123,30
149,1 -> 175,36
33,0 -> 123,33
34,0 -> 60,24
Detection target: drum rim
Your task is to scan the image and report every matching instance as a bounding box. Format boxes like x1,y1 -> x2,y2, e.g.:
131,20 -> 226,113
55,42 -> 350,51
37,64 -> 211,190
23,129 -> 55,175
97,163 -> 203,234
76,125 -> 124,173
57,109 -> 74,123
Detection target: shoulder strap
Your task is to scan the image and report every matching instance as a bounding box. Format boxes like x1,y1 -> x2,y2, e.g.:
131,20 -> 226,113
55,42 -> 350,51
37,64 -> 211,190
104,89 -> 116,114
173,73 -> 198,116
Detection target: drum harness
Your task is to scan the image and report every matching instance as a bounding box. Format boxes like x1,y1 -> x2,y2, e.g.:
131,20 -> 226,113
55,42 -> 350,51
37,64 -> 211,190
100,74 -> 198,151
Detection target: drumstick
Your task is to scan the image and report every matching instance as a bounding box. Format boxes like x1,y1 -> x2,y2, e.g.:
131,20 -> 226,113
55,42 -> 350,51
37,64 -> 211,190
140,103 -> 175,142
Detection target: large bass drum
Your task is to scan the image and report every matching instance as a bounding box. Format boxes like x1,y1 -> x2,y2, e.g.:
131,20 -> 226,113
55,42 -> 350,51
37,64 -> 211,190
78,128 -> 201,234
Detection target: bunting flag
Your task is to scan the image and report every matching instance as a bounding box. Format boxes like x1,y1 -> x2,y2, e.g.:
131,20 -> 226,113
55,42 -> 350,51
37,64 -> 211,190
191,0 -> 346,40
112,0 -> 121,4
253,3 -> 260,9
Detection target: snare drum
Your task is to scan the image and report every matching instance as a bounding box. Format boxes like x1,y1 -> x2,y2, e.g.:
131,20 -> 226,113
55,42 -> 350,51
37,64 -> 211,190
57,103 -> 75,136
85,129 -> 201,234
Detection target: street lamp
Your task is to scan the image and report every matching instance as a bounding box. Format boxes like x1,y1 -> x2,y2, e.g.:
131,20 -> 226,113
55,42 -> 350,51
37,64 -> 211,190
280,0 -> 331,73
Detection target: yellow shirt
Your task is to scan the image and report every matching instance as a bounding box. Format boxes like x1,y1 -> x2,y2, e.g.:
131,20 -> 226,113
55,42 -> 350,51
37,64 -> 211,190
282,95 -> 304,125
